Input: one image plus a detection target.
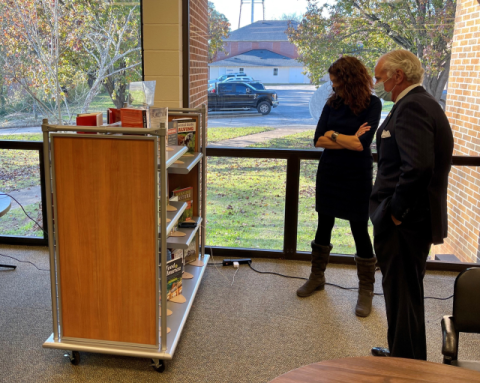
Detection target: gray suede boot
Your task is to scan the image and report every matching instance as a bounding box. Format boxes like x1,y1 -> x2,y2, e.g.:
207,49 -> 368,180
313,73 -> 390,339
354,255 -> 377,317
296,241 -> 333,297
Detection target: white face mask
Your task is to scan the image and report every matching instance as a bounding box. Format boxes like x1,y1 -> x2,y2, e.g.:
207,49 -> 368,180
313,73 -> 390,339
374,76 -> 396,102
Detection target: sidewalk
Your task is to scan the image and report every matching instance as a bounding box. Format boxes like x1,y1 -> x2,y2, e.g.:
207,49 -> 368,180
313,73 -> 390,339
4,186 -> 42,209
209,127 -> 313,147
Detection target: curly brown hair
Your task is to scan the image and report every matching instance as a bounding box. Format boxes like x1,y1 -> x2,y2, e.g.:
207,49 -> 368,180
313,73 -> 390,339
327,56 -> 373,115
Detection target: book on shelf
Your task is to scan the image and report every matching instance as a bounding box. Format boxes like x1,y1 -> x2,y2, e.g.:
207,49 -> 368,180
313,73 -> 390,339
148,107 -> 167,130
171,186 -> 193,223
160,248 -> 181,262
120,108 -> 147,128
167,121 -> 178,146
76,112 -> 103,134
170,248 -> 183,260
184,232 -> 199,265
159,257 -> 184,301
176,118 -> 196,154
107,108 -> 121,124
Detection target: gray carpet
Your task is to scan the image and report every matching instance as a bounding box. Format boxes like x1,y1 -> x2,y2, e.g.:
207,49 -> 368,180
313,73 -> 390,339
1,244 -> 479,383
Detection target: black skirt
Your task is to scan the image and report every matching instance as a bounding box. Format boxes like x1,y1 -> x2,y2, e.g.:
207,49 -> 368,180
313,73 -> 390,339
315,151 -> 373,222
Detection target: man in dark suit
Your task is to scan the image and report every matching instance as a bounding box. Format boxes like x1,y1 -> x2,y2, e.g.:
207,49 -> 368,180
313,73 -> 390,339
369,50 -> 454,360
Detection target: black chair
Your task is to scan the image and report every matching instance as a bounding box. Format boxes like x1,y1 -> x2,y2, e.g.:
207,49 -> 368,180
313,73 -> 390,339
441,267 -> 480,371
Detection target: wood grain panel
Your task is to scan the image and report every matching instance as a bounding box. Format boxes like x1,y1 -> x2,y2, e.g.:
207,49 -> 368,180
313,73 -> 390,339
269,356 -> 480,383
53,136 -> 157,345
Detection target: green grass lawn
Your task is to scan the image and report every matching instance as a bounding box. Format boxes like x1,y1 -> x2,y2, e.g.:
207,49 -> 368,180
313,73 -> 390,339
208,127 -> 274,143
206,157 -> 287,250
1,127 -> 372,254
0,133 -> 43,141
206,129 -> 314,250
0,147 -> 41,193
0,203 -> 43,237
90,92 -> 117,114
207,128 -> 373,254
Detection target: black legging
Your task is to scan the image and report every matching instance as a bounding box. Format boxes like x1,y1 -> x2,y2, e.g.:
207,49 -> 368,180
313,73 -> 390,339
315,213 -> 374,258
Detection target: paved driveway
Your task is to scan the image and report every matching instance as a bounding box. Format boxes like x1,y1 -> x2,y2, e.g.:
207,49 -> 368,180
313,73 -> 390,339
208,85 -> 318,129
208,85 -> 388,129
0,85 -> 387,135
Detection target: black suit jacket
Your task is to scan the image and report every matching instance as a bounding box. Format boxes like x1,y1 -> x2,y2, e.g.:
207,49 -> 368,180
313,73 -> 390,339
369,87 -> 454,244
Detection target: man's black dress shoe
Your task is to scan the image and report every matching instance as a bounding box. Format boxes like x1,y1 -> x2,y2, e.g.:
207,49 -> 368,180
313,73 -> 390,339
371,347 -> 390,357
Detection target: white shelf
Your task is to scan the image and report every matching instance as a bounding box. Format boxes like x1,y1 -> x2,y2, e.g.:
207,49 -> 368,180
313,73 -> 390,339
166,217 -> 202,249
159,201 -> 187,237
168,152 -> 203,174
164,146 -> 188,169
162,254 -> 209,357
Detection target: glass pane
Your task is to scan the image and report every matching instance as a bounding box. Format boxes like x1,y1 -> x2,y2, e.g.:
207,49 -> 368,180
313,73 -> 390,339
0,149 -> 43,238
208,0 -> 452,149
297,159 -> 373,254
207,157 -> 286,250
0,1 -> 142,129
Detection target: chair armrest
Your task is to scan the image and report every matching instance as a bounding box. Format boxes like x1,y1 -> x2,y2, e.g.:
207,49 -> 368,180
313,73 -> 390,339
441,315 -> 458,364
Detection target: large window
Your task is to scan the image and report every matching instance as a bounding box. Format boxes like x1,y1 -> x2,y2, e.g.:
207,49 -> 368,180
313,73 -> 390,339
0,1 -> 142,243
0,0 -> 143,130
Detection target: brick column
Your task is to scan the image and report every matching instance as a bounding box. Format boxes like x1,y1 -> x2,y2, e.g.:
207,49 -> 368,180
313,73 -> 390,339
433,0 -> 480,263
189,0 -> 209,108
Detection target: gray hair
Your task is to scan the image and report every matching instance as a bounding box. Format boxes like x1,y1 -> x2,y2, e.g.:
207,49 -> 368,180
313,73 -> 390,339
380,50 -> 425,84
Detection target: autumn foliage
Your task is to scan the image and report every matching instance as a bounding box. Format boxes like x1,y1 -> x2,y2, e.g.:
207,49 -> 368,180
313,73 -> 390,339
288,0 -> 455,102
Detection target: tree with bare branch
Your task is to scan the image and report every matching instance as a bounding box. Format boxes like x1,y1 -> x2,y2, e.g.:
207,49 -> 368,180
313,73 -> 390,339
80,0 -> 142,111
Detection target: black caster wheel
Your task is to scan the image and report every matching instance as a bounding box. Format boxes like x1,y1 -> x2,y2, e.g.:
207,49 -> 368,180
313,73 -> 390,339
66,351 -> 80,365
151,359 -> 165,373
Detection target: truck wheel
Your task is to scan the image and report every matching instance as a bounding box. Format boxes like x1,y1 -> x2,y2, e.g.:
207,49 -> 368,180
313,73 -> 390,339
257,101 -> 271,115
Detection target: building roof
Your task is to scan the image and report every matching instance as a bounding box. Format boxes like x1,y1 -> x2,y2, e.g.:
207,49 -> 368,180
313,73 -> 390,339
226,20 -> 298,42
208,49 -> 304,68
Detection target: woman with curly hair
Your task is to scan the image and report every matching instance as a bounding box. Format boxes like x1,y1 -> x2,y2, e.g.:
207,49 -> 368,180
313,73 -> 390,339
297,56 -> 382,318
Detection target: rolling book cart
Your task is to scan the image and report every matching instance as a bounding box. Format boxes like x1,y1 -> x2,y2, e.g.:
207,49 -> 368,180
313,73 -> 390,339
41,105 -> 208,372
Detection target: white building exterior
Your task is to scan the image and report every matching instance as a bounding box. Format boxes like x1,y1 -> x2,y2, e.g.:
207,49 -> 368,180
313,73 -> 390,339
209,49 -> 310,84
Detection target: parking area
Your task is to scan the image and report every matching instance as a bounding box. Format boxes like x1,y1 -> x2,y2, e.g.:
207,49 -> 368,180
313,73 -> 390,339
0,85 -> 388,136
208,85 -> 318,129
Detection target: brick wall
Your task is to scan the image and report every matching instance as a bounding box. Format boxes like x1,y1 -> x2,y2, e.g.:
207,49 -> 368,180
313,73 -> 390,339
189,0 -> 208,109
434,0 -> 480,263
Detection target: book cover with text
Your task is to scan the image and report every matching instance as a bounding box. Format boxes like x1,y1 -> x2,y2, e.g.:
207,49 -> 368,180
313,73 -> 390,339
176,119 -> 196,153
172,186 -> 193,222
159,257 -> 184,300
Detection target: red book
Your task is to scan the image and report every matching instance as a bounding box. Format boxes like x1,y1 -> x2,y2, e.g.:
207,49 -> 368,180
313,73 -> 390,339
120,108 -> 147,128
76,112 -> 103,134
107,108 -> 121,124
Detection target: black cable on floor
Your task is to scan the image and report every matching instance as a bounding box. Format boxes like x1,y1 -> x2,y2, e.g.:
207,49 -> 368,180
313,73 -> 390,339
247,263 -> 453,301
0,194 -> 457,302
0,253 -> 49,272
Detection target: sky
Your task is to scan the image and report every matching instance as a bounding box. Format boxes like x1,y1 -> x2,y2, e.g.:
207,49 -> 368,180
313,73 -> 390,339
210,0 -> 312,31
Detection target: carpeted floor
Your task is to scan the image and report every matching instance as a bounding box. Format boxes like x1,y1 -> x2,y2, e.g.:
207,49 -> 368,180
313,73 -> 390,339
1,244 -> 479,383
